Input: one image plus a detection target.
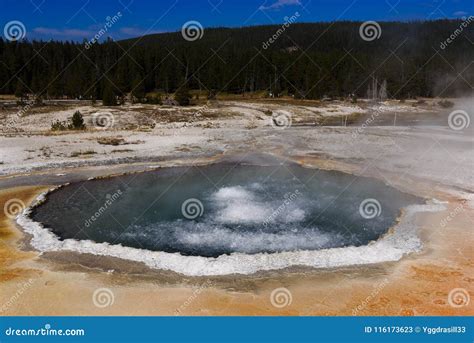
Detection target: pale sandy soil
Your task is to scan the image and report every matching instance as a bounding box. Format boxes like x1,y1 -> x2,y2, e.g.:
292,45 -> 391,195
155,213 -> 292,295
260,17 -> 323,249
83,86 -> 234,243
0,98 -> 472,316
0,98 -> 446,175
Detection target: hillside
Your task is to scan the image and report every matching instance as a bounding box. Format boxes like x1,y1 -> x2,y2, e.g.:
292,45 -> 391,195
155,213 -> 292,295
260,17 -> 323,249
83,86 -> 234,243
1,20 -> 473,100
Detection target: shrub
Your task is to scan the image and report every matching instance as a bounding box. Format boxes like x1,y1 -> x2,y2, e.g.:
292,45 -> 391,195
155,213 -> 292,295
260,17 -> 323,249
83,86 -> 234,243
207,90 -> 217,100
146,94 -> 162,104
50,111 -> 86,131
70,111 -> 85,129
438,100 -> 454,108
51,120 -> 68,131
97,137 -> 126,146
70,150 -> 96,157
174,86 -> 191,106
34,96 -> 44,106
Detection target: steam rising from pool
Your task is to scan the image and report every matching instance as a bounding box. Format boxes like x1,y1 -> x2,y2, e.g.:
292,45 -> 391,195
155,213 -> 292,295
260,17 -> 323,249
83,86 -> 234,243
19,161 -> 442,275
125,185 -> 342,256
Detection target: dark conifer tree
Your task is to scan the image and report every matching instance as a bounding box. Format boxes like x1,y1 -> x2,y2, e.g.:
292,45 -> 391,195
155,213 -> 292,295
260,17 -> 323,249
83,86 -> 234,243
0,21 -> 472,100
102,84 -> 117,106
131,76 -> 146,103
174,84 -> 191,106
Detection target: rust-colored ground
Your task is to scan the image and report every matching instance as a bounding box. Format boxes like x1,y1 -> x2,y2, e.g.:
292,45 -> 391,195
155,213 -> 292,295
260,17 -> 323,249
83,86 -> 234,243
0,185 -> 472,316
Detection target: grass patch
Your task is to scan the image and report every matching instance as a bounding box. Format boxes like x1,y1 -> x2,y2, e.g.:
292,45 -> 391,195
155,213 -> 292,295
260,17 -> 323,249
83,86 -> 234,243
438,100 -> 454,108
97,137 -> 126,146
70,150 -> 97,157
111,149 -> 134,153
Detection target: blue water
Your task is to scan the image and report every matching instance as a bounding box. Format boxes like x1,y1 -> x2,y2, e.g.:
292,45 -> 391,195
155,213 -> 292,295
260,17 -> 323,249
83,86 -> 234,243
31,163 -> 421,257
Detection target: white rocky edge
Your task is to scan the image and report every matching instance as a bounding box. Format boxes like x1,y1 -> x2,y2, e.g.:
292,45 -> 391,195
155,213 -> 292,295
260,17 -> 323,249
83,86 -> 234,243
16,189 -> 446,276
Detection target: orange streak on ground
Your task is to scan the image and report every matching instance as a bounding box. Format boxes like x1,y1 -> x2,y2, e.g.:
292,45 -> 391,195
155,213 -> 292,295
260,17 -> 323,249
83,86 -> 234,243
0,185 -> 472,316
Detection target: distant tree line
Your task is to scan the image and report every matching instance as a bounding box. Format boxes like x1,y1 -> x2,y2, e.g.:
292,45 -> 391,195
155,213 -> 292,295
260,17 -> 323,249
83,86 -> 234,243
0,20 -> 472,101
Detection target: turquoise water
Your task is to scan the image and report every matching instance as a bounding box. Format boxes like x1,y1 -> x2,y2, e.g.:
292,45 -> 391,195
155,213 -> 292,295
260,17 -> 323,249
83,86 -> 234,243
31,163 -> 420,257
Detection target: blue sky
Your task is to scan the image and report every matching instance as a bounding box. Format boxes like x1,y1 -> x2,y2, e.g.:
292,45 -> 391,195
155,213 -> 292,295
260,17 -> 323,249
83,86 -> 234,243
1,0 -> 473,41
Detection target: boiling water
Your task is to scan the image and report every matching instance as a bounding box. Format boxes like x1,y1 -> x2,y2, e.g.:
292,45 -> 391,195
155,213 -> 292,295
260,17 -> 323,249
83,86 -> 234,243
31,163 -> 420,258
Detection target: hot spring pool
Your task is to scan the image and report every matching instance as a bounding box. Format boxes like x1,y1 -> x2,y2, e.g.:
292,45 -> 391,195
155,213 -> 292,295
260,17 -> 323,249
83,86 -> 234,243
31,163 -> 420,255
22,161 -> 435,275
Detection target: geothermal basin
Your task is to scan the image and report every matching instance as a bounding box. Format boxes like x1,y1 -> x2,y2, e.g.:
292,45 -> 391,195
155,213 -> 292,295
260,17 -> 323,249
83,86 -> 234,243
21,161 -> 427,276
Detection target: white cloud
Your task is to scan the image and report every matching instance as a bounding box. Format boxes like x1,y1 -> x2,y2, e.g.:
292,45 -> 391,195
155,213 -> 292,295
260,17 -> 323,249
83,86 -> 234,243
259,0 -> 301,11
32,26 -> 165,41
453,11 -> 469,17
33,27 -> 94,38
119,27 -> 164,37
